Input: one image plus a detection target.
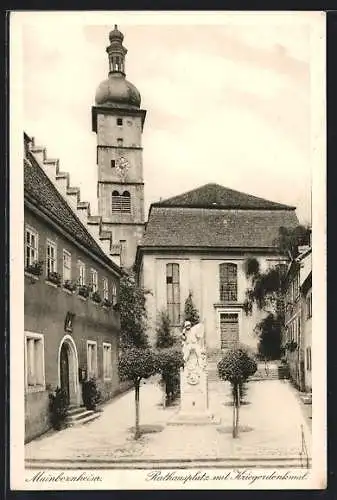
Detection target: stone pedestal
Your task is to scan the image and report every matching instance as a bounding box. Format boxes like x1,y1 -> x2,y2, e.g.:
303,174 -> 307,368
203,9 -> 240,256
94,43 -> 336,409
168,353 -> 219,426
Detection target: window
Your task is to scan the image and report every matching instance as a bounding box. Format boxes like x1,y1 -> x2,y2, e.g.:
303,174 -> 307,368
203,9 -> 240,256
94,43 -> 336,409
103,278 -> 109,300
25,332 -> 45,391
111,159 -> 116,168
120,240 -> 127,268
117,138 -> 123,147
78,260 -> 85,286
307,292 -> 312,319
219,263 -> 237,302
166,263 -> 180,325
112,281 -> 117,304
117,118 -> 123,126
220,313 -> 239,350
63,250 -> 71,281
111,191 -> 131,213
25,226 -> 39,268
90,269 -> 98,293
293,275 -> 300,301
46,239 -> 57,275
87,341 -> 97,379
306,347 -> 312,371
103,343 -> 112,380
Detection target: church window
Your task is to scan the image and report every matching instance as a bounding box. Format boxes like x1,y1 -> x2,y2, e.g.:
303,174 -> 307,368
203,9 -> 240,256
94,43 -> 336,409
117,118 -> 123,126
166,263 -> 180,326
117,138 -> 123,147
111,159 -> 116,168
219,263 -> 237,302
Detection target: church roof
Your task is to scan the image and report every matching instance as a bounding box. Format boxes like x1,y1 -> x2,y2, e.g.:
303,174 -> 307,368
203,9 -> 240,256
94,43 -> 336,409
141,205 -> 298,250
152,183 -> 295,211
24,150 -> 122,274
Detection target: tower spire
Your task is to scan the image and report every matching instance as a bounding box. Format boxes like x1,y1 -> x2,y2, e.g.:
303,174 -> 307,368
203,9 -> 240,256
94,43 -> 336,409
106,25 -> 127,76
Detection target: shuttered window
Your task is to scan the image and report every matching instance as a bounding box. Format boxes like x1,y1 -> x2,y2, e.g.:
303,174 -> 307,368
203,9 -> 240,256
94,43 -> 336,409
220,313 -> 239,350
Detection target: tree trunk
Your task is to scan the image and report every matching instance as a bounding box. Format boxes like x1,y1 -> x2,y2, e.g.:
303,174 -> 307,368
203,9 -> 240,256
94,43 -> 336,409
235,384 -> 240,438
233,384 -> 240,438
135,379 -> 141,440
232,404 -> 236,438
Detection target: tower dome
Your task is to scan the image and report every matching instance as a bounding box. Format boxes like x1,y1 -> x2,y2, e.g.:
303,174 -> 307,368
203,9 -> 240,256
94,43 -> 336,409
95,25 -> 141,109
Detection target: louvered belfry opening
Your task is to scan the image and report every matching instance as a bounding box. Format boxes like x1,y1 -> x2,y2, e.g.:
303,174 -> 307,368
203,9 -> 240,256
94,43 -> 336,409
111,190 -> 131,213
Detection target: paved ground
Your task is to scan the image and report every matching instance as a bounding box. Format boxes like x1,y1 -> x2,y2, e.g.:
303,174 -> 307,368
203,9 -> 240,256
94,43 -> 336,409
25,377 -> 311,465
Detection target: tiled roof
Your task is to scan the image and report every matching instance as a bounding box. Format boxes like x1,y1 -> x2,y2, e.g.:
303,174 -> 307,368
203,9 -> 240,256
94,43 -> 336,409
153,183 -> 295,210
141,206 -> 299,249
24,151 -> 121,273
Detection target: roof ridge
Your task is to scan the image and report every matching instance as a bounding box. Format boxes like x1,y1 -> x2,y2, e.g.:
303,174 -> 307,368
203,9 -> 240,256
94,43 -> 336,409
153,183 -> 295,211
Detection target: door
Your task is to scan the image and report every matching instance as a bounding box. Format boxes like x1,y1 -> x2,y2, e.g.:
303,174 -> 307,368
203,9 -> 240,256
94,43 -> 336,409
220,313 -> 239,350
60,343 -> 70,405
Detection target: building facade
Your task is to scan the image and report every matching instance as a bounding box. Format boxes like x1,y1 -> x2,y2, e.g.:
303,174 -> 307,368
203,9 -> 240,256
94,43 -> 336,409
24,133 -> 123,442
136,183 -> 298,353
92,25 -> 147,269
283,247 -> 312,391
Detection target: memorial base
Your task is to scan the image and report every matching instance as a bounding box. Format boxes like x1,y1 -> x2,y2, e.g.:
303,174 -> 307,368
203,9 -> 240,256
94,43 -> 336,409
168,410 -> 220,426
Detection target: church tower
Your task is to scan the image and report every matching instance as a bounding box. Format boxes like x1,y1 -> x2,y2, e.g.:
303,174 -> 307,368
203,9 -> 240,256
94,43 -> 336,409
92,26 -> 146,268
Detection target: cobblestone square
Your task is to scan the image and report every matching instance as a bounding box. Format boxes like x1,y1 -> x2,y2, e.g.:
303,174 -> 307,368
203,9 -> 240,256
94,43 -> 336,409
25,377 -> 311,467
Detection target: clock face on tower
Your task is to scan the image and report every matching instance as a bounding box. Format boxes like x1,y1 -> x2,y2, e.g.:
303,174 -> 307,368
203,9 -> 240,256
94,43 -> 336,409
115,156 -> 129,179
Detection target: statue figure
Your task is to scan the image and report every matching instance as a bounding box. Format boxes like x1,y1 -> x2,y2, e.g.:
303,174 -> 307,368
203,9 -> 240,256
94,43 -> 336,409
181,321 -> 207,371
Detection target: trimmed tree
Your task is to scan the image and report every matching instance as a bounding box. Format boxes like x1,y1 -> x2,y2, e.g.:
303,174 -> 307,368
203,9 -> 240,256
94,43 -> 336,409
183,291 -> 200,326
156,310 -> 175,349
118,271 -> 156,438
155,310 -> 183,406
119,347 -> 156,439
217,348 -> 257,438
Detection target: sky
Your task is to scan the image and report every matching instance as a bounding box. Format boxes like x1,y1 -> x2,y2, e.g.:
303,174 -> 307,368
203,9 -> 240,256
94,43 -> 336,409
18,12 -> 323,225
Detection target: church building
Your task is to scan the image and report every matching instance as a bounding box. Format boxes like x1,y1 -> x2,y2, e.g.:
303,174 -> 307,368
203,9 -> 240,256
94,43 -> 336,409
89,26 -> 300,354
135,184 -> 299,352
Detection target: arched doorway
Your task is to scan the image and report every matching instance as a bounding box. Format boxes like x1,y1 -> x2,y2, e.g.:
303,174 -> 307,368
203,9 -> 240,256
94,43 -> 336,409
58,335 -> 80,407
